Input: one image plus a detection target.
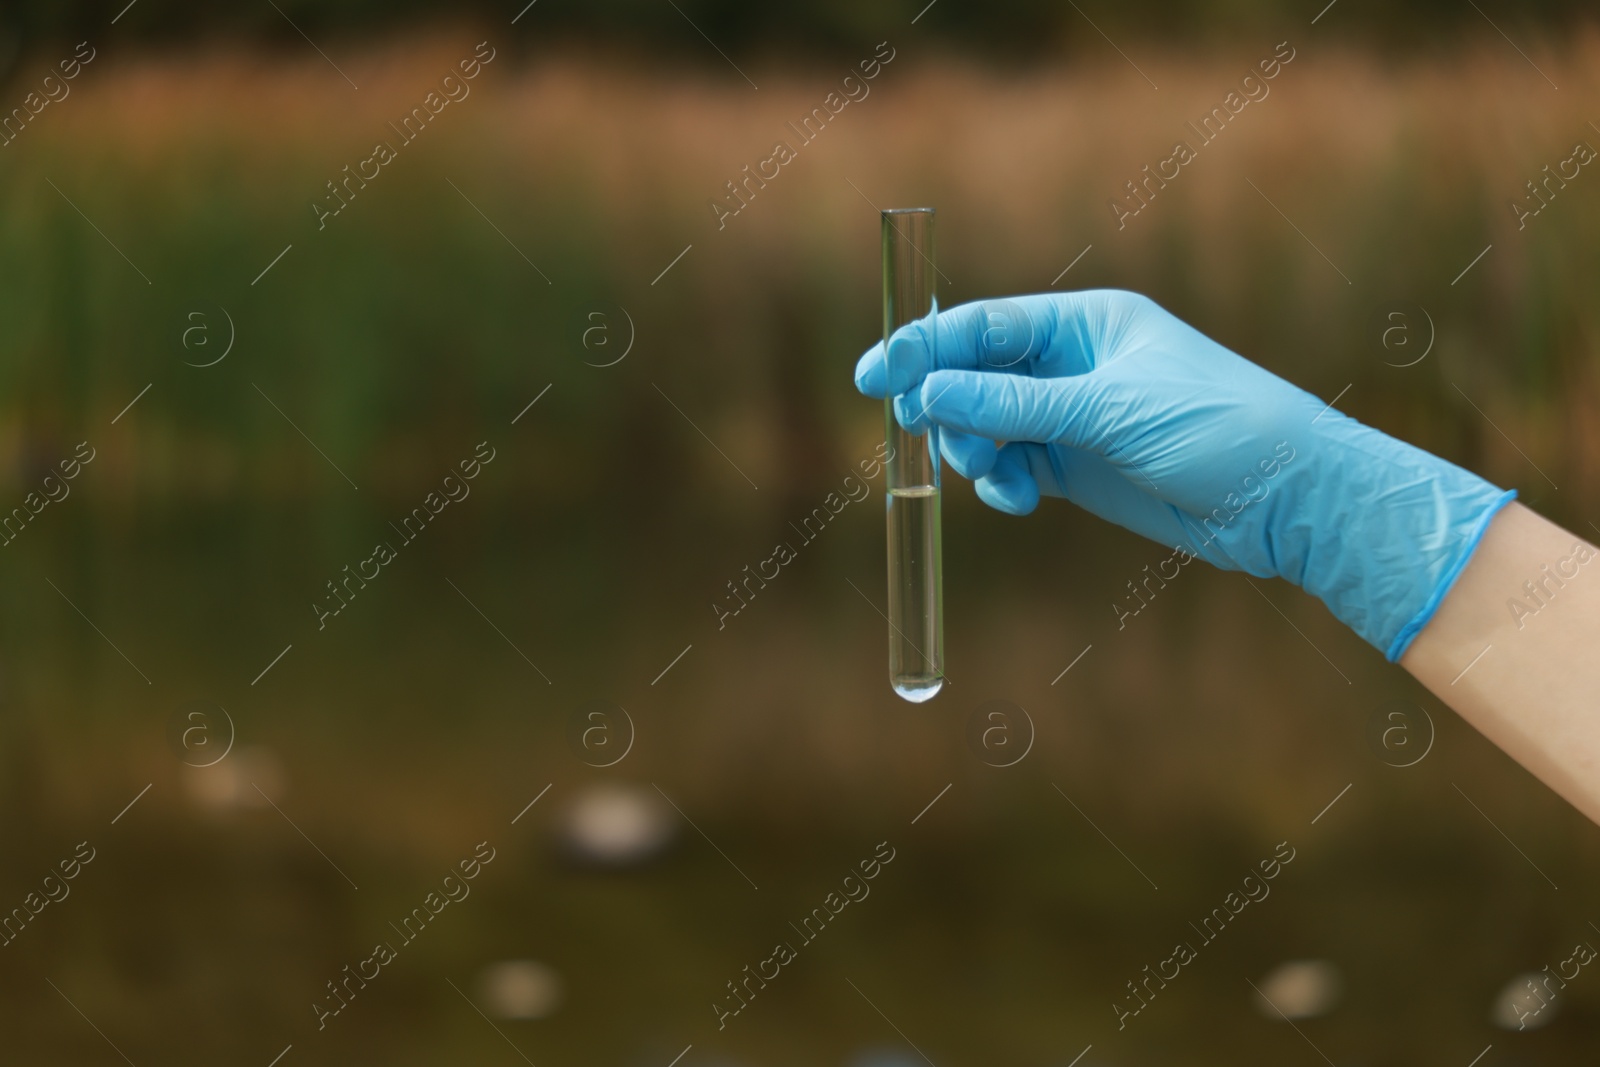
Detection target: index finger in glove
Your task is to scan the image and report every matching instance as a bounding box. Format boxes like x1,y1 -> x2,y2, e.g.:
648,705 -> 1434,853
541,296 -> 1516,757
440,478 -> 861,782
853,294 -> 1066,399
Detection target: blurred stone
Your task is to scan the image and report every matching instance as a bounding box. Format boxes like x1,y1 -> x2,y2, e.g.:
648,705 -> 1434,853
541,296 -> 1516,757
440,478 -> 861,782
556,782 -> 675,867
478,959 -> 562,1020
182,746 -> 284,812
846,1049 -> 924,1067
1491,972 -> 1559,1031
1255,959 -> 1342,1020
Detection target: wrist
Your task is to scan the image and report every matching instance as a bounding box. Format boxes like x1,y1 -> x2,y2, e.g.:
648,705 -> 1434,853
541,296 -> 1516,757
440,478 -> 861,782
1284,418 -> 1514,658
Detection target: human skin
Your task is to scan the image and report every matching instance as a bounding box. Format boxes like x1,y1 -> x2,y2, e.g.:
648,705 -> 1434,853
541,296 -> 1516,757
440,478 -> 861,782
1403,503 -> 1600,824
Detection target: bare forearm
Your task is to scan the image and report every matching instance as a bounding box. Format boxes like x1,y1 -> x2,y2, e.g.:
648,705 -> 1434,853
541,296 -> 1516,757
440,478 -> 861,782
1402,502 -> 1600,823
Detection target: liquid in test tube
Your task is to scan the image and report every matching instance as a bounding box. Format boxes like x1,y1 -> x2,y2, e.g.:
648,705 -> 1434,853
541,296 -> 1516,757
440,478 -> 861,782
881,208 -> 944,702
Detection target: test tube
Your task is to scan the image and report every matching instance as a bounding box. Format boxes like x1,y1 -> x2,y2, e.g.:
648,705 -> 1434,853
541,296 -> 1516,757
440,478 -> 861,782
881,208 -> 944,702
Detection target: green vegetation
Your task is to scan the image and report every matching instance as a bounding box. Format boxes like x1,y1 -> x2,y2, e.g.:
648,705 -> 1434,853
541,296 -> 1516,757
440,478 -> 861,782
0,34 -> 1597,1065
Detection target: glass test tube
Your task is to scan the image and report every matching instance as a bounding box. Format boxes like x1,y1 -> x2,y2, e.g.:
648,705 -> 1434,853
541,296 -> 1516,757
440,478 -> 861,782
881,208 -> 944,702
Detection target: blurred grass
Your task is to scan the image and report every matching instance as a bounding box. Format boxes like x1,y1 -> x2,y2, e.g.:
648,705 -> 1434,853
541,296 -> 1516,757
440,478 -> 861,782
0,30 -> 1597,1066
1,35 -> 1598,508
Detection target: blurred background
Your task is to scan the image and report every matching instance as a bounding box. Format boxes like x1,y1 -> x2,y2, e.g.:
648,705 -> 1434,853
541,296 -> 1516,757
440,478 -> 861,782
0,1 -> 1598,1064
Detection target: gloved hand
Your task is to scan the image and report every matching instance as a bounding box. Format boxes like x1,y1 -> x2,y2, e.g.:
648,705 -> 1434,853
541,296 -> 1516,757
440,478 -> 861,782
853,289 -> 1514,660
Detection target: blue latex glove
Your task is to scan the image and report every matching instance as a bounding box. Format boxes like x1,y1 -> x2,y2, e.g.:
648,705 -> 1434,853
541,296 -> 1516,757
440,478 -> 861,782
853,290 -> 1515,660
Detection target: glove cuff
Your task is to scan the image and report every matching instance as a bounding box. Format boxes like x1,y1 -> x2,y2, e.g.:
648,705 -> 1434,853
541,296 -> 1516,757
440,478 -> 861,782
1283,419 -> 1514,658
1383,487 -> 1516,661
